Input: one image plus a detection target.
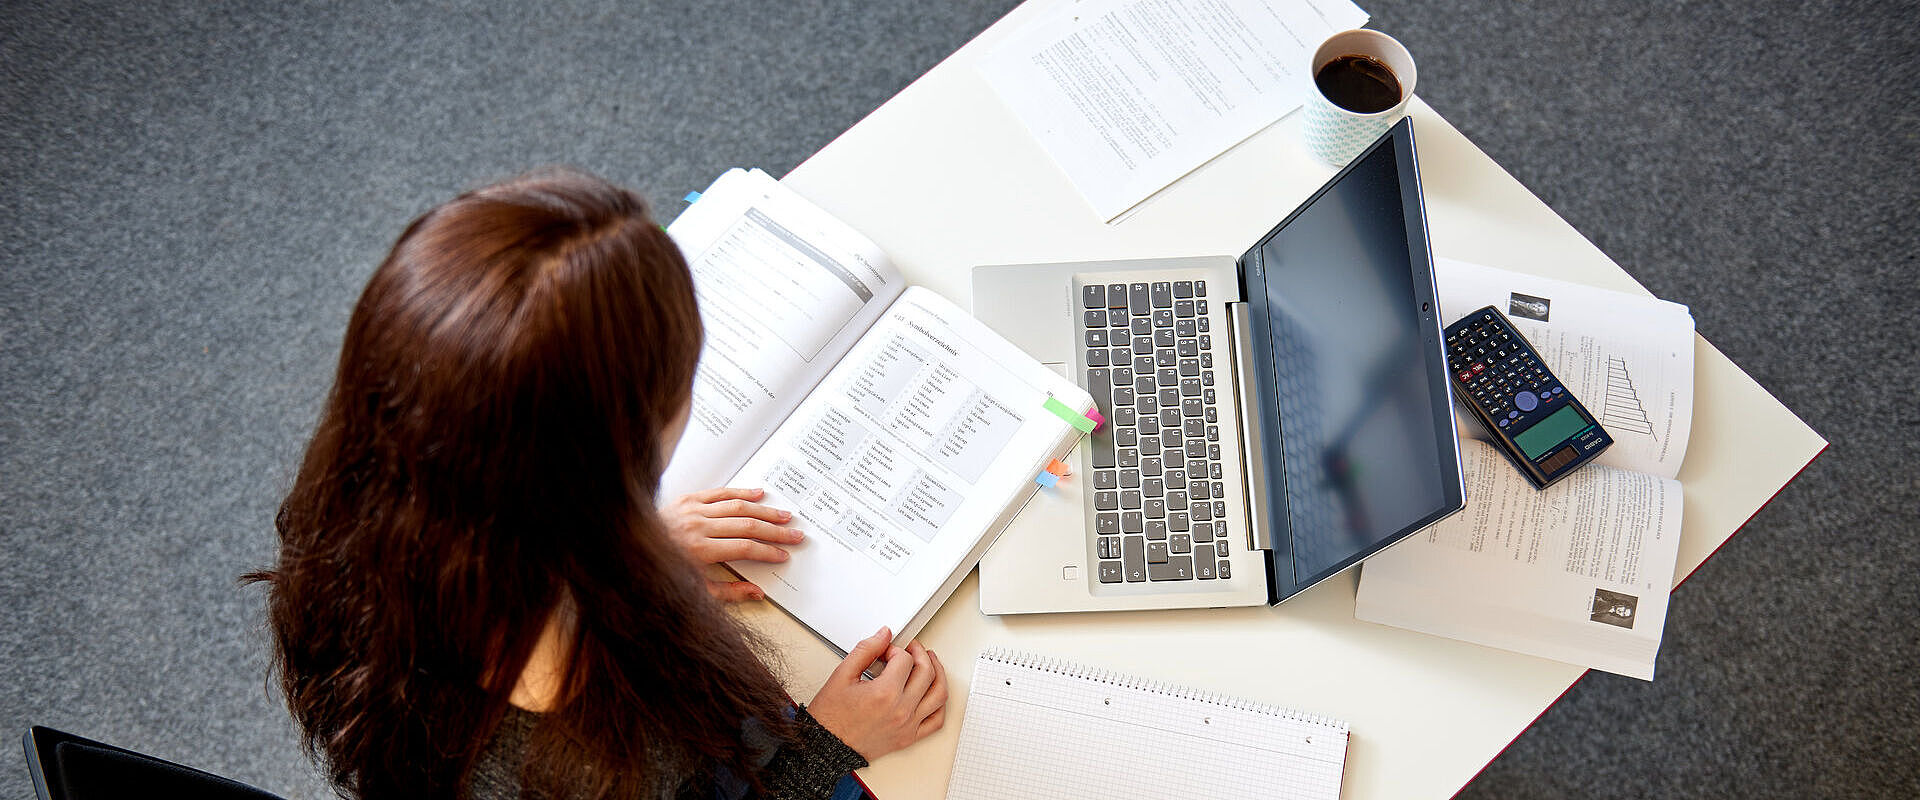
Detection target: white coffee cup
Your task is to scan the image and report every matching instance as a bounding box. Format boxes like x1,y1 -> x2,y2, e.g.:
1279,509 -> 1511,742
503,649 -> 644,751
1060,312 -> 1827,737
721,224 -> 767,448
1301,30 -> 1418,165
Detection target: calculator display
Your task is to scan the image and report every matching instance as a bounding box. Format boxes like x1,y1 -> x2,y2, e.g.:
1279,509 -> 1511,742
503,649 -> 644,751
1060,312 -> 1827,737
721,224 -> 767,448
1513,405 -> 1591,459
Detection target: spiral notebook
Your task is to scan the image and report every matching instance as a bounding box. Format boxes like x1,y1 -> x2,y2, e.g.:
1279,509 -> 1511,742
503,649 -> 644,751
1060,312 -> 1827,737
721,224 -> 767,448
947,649 -> 1350,800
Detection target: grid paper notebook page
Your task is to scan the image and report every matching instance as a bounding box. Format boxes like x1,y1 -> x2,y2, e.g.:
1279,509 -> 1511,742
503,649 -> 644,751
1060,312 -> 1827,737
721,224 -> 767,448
947,650 -> 1349,800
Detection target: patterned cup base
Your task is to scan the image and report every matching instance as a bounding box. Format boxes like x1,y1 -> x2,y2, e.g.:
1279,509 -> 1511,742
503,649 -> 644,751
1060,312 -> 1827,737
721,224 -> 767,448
1303,93 -> 1407,165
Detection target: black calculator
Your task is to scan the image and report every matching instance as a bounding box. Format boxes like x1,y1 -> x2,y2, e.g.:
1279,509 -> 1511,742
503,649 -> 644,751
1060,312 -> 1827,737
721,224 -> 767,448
1444,306 -> 1612,489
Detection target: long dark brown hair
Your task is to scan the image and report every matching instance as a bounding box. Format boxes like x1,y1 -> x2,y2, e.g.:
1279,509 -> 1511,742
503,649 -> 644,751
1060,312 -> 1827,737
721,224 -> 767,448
248,170 -> 793,799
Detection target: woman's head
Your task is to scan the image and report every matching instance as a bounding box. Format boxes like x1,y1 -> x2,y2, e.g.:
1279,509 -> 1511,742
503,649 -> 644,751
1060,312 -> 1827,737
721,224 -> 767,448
256,170 -> 793,799
340,169 -> 702,516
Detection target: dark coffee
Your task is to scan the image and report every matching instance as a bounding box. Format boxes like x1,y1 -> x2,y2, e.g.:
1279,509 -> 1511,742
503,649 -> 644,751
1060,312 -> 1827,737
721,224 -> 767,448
1314,55 -> 1402,114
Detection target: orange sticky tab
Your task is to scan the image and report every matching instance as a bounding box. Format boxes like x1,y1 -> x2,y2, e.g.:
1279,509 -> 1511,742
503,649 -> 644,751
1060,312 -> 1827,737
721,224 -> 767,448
1046,459 -> 1072,477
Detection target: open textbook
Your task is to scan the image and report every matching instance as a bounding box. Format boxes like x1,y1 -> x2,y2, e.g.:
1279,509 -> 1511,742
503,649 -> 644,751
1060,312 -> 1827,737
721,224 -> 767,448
659,169 -> 1094,655
1355,258 -> 1696,680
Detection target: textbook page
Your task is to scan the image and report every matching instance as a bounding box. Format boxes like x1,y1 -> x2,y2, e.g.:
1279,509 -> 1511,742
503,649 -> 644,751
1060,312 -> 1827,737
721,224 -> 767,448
1435,257 -> 1696,479
660,169 -> 906,500
980,0 -> 1368,221
1355,441 -> 1683,680
728,288 -> 1092,654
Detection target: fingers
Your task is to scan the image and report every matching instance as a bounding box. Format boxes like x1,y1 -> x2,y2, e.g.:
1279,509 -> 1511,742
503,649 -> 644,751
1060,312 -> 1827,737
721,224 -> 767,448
828,627 -> 893,685
913,650 -> 948,721
681,486 -> 766,505
901,641 -> 936,701
690,536 -> 792,565
706,579 -> 766,603
701,498 -> 794,525
707,516 -> 805,545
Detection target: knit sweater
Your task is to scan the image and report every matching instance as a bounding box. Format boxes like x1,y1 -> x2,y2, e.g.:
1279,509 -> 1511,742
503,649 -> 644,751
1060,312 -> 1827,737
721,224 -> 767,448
464,704 -> 867,800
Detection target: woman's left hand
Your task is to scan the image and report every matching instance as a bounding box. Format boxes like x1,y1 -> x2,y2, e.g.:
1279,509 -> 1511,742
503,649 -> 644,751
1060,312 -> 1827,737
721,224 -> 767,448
662,487 -> 805,602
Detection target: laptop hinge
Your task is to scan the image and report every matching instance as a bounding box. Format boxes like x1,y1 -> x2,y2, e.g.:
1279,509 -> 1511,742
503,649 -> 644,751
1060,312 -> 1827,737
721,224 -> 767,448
1227,302 -> 1275,553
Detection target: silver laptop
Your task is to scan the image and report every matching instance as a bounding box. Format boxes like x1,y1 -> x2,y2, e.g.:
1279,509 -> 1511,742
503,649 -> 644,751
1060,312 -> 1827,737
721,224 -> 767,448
973,118 -> 1465,614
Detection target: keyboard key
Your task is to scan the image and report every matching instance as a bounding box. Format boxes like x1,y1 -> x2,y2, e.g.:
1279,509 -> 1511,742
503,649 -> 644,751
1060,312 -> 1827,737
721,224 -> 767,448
1111,386 -> 1134,406
1099,561 -> 1123,583
1174,280 -> 1193,298
1147,541 -> 1169,564
1144,498 -> 1166,519
1189,481 -> 1209,500
1091,430 -> 1117,469
1191,503 -> 1212,522
1118,450 -> 1139,468
1170,534 -> 1191,554
1121,512 -> 1144,533
1121,490 -> 1141,510
1095,512 -> 1119,534
1130,317 -> 1152,336
1093,470 -> 1116,489
1138,415 -> 1159,436
1082,284 -> 1105,308
1140,456 -> 1163,477
1086,348 -> 1108,367
1143,477 -> 1164,497
1123,537 -> 1146,582
1165,469 -> 1187,489
1117,427 -> 1139,448
1145,520 -> 1168,540
1107,284 -> 1128,308
1174,299 -> 1195,318
1093,491 -> 1118,511
1129,283 -> 1151,315
1215,538 -> 1228,556
1168,512 -> 1190,532
1153,309 -> 1174,328
1084,309 -> 1106,326
1191,521 -> 1212,541
1217,559 -> 1231,579
1194,280 -> 1207,296
1114,407 -> 1137,426
1151,282 -> 1172,308
1195,544 -> 1216,569
1176,319 -> 1197,337
1148,556 -> 1193,581
1120,469 -> 1141,489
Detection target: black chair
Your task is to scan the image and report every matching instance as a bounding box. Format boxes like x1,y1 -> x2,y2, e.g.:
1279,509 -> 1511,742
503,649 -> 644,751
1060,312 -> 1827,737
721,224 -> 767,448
22,726 -> 284,800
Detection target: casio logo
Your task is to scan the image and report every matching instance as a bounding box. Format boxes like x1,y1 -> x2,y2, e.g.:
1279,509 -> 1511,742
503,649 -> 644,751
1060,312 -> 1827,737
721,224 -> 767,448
1582,439 -> 1601,451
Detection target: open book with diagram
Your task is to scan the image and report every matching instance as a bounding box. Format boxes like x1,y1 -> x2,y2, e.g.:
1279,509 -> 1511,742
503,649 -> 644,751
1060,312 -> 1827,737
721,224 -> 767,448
659,169 -> 1094,655
1355,258 -> 1696,680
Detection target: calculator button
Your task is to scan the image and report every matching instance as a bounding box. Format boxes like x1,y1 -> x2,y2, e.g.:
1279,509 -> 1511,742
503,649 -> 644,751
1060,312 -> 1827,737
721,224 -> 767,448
1515,391 -> 1539,412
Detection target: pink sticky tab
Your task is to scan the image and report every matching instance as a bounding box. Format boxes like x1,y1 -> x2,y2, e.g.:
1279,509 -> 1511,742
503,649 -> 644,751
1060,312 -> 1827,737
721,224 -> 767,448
1086,407 -> 1106,432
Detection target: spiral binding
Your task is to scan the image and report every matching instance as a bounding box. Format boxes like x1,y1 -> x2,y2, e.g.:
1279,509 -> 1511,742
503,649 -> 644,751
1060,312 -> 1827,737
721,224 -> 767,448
979,647 -> 1348,731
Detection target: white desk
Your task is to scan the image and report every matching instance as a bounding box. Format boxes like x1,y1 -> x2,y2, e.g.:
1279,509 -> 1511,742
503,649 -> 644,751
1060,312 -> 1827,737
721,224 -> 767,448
734,3 -> 1828,796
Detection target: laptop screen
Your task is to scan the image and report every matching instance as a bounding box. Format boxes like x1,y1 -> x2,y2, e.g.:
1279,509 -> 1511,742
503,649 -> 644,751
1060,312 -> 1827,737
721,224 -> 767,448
1238,118 -> 1463,602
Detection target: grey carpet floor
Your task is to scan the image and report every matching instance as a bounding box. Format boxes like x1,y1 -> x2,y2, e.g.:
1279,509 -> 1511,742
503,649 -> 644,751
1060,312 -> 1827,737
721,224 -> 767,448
2,1 -> 1914,798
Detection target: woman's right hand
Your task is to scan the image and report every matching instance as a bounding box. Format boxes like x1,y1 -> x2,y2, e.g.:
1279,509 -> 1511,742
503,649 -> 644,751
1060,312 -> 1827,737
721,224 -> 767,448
805,627 -> 948,761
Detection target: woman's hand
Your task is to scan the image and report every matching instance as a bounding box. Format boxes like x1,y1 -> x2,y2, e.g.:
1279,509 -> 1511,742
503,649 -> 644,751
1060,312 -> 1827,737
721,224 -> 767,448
661,487 -> 805,602
806,627 -> 949,761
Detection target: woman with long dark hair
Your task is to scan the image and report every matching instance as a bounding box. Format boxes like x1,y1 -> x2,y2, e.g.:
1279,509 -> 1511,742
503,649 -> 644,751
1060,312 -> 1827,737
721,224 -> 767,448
248,169 -> 946,799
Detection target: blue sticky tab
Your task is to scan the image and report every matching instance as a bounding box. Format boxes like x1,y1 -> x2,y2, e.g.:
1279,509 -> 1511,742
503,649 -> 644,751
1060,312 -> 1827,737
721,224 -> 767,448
684,191 -> 702,204
1034,471 -> 1060,488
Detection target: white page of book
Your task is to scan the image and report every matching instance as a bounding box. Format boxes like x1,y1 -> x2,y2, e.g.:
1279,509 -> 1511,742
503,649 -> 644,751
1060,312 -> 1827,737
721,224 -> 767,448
659,169 -> 906,501
948,650 -> 1348,800
1435,257 -> 1696,480
979,0 -> 1368,221
728,288 -> 1090,654
1356,441 -> 1683,680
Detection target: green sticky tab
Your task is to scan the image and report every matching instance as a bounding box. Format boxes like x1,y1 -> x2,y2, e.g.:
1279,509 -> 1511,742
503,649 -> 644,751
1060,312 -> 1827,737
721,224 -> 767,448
1043,396 -> 1095,433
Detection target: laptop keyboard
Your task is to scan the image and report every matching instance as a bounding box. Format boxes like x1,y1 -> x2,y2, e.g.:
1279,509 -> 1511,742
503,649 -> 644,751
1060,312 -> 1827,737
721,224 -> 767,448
1079,280 -> 1232,584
